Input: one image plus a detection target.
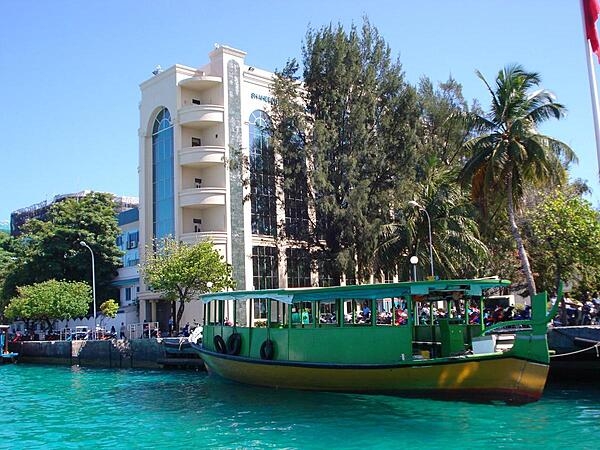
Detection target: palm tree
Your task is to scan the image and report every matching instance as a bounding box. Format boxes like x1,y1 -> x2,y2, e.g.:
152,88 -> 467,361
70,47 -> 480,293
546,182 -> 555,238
377,159 -> 488,281
460,64 -> 577,295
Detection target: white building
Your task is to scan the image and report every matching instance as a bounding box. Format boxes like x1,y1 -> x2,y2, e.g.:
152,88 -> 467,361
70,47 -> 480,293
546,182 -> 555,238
113,207 -> 140,326
138,45 -> 313,330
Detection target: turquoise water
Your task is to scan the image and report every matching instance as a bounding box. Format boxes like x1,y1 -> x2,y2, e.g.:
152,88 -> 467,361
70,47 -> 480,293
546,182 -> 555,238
1,364 -> 599,449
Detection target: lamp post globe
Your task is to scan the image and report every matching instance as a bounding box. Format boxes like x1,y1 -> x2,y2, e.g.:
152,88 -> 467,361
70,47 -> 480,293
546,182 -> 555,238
410,255 -> 419,281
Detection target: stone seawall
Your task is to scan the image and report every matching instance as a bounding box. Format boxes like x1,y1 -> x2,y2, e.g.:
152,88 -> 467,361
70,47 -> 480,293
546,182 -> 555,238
8,339 -> 165,369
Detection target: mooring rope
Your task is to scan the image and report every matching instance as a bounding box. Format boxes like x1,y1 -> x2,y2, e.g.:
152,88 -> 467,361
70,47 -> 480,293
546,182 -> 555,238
550,342 -> 600,358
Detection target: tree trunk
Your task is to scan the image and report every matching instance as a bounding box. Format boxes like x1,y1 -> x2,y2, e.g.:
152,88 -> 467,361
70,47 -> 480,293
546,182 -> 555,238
506,178 -> 537,296
176,299 -> 185,332
171,301 -> 176,333
554,257 -> 567,326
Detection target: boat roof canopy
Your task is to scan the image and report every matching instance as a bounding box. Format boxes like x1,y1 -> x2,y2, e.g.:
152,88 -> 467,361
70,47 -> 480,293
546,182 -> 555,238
198,278 -> 510,304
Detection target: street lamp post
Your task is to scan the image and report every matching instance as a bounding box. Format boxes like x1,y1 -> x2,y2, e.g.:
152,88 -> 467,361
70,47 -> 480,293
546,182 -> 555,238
80,241 -> 97,339
408,200 -> 434,279
410,255 -> 419,281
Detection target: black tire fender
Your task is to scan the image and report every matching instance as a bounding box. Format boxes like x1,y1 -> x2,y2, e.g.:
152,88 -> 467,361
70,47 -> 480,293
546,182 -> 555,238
226,333 -> 242,355
213,335 -> 227,354
260,339 -> 274,360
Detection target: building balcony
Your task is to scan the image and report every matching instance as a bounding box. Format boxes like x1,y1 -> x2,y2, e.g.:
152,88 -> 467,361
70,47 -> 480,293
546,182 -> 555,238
178,104 -> 224,129
179,146 -> 225,167
178,75 -> 222,92
115,265 -> 139,281
179,187 -> 226,208
180,231 -> 227,246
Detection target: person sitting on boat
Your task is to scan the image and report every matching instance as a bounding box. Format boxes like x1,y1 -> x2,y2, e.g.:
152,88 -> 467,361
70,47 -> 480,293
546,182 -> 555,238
394,309 -> 408,325
362,303 -> 371,321
523,305 -> 531,320
468,305 -> 480,324
301,309 -> 311,324
420,305 -> 431,324
491,306 -> 504,323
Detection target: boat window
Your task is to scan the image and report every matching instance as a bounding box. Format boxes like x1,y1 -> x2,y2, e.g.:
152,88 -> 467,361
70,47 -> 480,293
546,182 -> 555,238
467,299 -> 481,325
291,302 -> 302,325
235,299 -> 248,327
375,297 -> 408,326
319,300 -> 338,325
413,294 -> 469,326
343,299 -> 371,325
207,301 -> 218,325
395,297 -> 409,326
222,300 -> 235,326
253,299 -> 268,327
291,301 -> 313,326
300,301 -> 313,325
270,300 -> 287,327
375,298 -> 392,325
447,294 -> 466,323
420,302 -> 433,325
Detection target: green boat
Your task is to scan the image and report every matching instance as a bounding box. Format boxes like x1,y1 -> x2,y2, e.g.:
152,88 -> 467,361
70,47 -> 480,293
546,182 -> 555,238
192,278 -> 559,404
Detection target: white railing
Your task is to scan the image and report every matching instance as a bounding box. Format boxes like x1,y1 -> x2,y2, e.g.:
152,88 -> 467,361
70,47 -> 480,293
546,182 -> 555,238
127,322 -> 160,340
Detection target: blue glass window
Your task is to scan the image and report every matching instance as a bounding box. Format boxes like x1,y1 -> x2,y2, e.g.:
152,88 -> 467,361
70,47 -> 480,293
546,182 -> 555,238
152,108 -> 174,239
249,110 -> 276,236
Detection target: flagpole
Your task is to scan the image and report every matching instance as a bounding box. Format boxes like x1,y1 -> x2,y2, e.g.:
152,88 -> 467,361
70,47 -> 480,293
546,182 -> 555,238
581,0 -> 600,179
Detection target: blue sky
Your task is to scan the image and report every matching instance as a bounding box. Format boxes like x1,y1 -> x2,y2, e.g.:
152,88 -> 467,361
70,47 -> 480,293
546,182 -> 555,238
1,0 -> 599,222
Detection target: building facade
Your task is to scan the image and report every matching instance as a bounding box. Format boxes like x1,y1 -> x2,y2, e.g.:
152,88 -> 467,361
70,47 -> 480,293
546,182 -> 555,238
113,207 -> 140,325
8,194 -> 140,336
138,45 -> 315,328
10,190 -> 138,236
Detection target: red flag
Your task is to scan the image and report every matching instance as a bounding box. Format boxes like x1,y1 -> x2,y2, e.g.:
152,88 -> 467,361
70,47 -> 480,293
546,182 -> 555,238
584,0 -> 600,62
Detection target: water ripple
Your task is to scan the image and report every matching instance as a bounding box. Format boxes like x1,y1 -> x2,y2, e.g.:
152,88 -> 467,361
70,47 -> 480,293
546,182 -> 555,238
1,365 -> 599,449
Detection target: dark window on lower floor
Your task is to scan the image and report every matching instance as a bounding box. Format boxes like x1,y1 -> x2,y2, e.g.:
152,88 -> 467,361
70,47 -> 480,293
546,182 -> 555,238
286,247 -> 311,288
252,246 -> 279,290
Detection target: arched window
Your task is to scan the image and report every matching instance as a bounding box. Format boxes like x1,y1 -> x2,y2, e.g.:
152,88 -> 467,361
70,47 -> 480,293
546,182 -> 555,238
152,108 -> 174,239
249,110 -> 276,236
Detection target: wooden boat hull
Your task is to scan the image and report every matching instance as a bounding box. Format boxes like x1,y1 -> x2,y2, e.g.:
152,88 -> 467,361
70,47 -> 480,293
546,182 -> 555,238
197,347 -> 548,404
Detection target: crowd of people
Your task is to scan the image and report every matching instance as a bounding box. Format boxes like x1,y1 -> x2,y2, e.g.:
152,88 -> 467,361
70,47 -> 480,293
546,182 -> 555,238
370,301 -> 534,327
552,292 -> 600,326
